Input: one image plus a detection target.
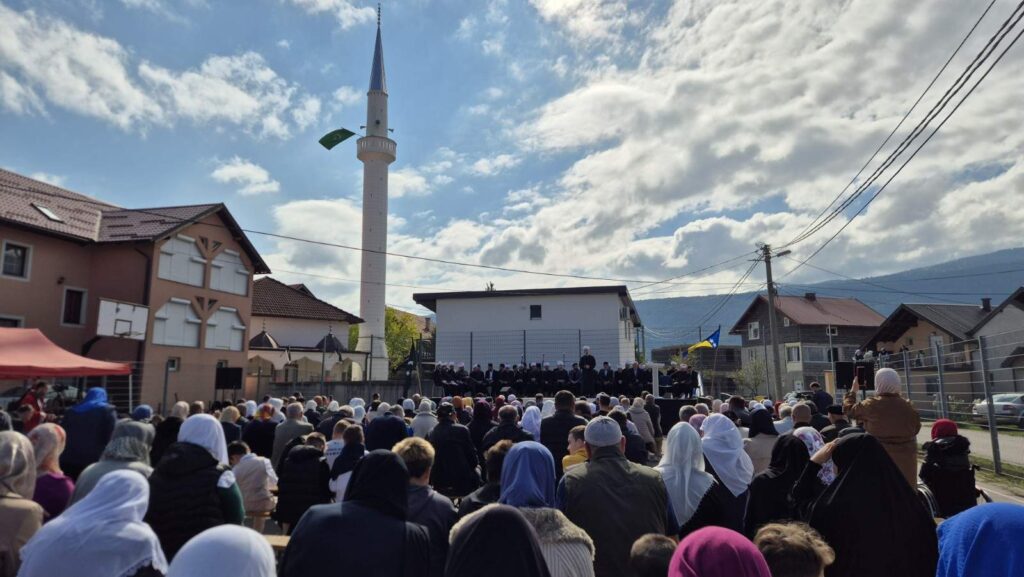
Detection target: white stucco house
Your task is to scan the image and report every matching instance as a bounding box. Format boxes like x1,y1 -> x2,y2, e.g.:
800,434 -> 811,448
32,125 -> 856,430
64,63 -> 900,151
412,285 -> 643,368
967,287 -> 1024,392
246,278 -> 367,393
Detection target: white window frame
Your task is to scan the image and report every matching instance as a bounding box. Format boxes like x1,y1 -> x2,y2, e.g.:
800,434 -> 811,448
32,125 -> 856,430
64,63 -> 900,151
748,321 -> 761,341
0,314 -> 24,327
152,298 -> 202,348
786,344 -> 801,363
209,249 -> 250,296
1,240 -> 32,282
167,357 -> 180,372
827,326 -> 839,336
783,317 -> 790,327
205,306 -> 246,351
157,234 -> 206,287
60,286 -> 88,327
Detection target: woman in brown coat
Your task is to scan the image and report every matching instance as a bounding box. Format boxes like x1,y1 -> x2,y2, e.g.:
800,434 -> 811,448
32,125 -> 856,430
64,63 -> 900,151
843,368 -> 921,486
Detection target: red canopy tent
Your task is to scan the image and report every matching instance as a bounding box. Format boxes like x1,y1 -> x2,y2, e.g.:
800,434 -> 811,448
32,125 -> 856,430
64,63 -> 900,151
0,328 -> 131,378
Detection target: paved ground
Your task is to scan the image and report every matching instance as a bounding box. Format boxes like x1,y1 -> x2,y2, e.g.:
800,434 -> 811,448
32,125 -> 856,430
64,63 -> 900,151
917,424 -> 1024,466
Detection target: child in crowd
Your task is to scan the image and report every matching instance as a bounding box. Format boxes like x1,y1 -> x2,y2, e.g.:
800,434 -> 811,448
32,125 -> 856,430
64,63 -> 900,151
754,522 -> 835,577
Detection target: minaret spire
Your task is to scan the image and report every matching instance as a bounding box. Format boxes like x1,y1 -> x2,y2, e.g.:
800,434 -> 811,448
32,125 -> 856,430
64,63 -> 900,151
369,4 -> 387,93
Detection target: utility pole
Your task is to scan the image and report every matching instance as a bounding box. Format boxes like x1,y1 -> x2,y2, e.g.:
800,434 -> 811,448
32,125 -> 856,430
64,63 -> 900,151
760,244 -> 790,401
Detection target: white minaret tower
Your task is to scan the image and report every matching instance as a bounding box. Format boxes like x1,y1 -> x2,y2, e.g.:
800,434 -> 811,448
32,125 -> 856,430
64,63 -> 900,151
356,8 -> 395,381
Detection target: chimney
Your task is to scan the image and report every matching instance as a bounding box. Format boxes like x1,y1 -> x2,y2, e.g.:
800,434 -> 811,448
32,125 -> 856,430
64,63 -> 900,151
805,292 -> 817,301
981,298 -> 992,312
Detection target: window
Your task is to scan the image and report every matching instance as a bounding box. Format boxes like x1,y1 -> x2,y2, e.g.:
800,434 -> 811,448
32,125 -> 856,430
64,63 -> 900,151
167,357 -> 180,372
158,235 -> 205,287
748,321 -> 760,340
803,346 -> 829,363
152,299 -> 201,347
32,203 -> 64,222
529,305 -> 542,320
1,241 -> 30,279
827,326 -> 839,336
786,345 -> 801,363
216,359 -> 229,369
210,250 -> 250,296
206,307 -> 246,351
0,316 -> 23,328
61,287 -> 87,326
747,348 -> 758,361
783,317 -> 790,327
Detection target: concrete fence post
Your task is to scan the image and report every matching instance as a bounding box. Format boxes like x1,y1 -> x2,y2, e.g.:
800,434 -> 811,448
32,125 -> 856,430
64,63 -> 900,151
932,339 -> 949,419
977,335 -> 1003,475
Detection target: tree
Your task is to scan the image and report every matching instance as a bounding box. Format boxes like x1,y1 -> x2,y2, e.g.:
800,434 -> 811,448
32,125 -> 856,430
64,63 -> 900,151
385,307 -> 421,373
734,358 -> 767,399
348,325 -> 359,351
484,281 -> 496,291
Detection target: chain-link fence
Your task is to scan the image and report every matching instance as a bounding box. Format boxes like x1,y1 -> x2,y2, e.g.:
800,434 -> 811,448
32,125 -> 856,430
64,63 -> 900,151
432,328 -> 637,369
876,327 -> 1024,479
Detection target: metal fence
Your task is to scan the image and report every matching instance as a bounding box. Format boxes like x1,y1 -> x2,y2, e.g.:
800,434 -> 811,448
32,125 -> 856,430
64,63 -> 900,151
876,327 -> 1024,478
432,328 -> 637,369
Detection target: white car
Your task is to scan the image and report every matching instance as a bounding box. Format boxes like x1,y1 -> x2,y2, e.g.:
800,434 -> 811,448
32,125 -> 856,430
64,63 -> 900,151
972,394 -> 1024,429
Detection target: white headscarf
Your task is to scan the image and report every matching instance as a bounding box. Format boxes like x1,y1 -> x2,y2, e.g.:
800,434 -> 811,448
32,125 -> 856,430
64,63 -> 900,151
18,470 -> 168,577
657,422 -> 715,527
402,399 -> 416,412
327,400 -> 340,412
353,406 -> 366,423
541,399 -> 555,418
268,398 -> 285,422
700,414 -> 754,497
179,414 -> 229,466
0,430 -> 36,498
167,525 -> 275,577
875,368 -> 902,395
305,400 -> 318,412
793,426 -> 837,485
349,397 -> 365,408
244,400 -> 258,419
521,406 -> 542,438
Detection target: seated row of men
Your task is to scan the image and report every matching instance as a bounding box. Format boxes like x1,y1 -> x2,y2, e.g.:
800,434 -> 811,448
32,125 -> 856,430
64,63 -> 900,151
432,359 -> 700,398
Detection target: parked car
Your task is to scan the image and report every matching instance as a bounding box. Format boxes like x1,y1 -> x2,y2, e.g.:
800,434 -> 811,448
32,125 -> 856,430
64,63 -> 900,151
972,394 -> 1024,429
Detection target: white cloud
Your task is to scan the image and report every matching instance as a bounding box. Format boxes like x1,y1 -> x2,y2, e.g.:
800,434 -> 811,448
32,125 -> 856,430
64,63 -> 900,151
333,85 -> 362,106
277,39 -> 291,49
29,172 -> 66,187
471,154 -> 521,176
291,95 -> 321,131
286,0 -> 376,30
210,157 -> 280,195
529,0 -> 642,49
455,17 -> 476,40
390,166 -> 431,198
0,5 -> 317,139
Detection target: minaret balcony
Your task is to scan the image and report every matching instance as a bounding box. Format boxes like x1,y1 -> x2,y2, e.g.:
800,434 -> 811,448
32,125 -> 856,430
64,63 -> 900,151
357,136 -> 397,162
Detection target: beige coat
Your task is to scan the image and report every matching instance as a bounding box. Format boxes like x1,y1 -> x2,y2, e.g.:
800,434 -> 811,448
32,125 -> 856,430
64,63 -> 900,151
628,408 -> 657,446
0,496 -> 44,577
233,453 -> 278,513
844,391 -> 921,486
743,434 -> 777,476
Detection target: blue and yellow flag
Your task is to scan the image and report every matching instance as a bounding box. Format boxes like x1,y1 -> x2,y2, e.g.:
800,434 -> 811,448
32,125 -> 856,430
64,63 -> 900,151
688,328 -> 720,354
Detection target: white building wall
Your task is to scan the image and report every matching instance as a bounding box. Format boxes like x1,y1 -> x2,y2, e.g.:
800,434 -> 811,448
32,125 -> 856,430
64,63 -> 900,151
434,293 -> 636,367
974,306 -> 1024,393
250,316 -> 350,349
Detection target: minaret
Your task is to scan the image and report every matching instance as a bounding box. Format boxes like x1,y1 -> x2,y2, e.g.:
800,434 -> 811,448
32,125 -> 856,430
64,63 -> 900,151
356,7 -> 395,381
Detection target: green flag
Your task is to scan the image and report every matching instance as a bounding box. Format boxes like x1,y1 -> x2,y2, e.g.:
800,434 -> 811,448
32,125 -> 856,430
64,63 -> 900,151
319,128 -> 356,150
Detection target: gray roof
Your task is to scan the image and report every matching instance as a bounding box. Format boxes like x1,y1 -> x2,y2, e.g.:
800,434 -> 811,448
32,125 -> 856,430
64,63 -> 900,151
902,303 -> 989,339
369,25 -> 387,93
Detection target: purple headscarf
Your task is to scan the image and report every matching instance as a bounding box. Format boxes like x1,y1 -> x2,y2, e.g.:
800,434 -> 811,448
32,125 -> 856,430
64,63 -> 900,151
669,527 -> 772,577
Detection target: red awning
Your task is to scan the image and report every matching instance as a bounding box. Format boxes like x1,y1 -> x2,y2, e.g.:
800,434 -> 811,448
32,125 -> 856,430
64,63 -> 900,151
0,328 -> 131,378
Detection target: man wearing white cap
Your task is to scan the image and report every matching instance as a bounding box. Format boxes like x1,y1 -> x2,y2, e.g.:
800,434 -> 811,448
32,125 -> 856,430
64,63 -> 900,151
555,416 -> 675,577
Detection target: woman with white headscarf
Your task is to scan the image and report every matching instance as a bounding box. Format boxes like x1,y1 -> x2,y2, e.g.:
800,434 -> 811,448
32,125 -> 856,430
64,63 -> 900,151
268,398 -> 285,423
18,470 -> 168,577
145,414 -> 244,560
657,423 -> 731,539
303,400 -> 322,428
27,423 -> 74,521
244,400 -> 258,420
627,398 -> 657,451
167,525 -> 274,577
71,420 -> 155,504
0,431 -> 43,576
843,367 -> 921,486
700,414 -> 754,532
521,406 -> 542,440
540,399 -> 555,419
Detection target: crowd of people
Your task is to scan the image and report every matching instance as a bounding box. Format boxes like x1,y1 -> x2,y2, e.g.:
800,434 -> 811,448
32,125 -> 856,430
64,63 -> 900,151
432,348 -> 701,399
0,367 -> 1020,577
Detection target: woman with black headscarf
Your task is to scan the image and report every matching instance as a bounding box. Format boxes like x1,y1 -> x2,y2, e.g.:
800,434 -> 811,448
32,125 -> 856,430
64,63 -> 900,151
467,400 -> 497,471
446,504 -> 551,577
743,406 -> 778,474
744,432 -> 818,537
281,450 -> 431,577
807,433 -> 937,577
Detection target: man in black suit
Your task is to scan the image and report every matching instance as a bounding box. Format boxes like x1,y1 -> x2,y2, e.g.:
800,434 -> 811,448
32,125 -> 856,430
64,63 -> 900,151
579,346 -> 597,397
597,362 -> 615,397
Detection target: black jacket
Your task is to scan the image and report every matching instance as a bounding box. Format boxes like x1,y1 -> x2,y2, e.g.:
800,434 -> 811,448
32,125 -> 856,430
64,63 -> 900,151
457,482 -> 501,519
481,421 -> 534,453
150,416 -> 183,466
427,421 -> 481,497
820,419 -> 851,443
316,412 -> 344,437
365,414 -> 409,452
920,435 -> 976,518
677,480 -> 731,539
275,446 -> 332,528
242,419 -> 277,459
540,410 -> 588,478
221,421 -> 241,445
145,442 -> 229,559
60,404 -> 117,472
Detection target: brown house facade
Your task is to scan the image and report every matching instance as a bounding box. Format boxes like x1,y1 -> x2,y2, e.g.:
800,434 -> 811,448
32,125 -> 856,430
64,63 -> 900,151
0,168 -> 269,411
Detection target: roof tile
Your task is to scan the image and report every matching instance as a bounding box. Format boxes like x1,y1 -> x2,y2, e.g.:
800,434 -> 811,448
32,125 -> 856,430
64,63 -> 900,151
253,277 -> 363,324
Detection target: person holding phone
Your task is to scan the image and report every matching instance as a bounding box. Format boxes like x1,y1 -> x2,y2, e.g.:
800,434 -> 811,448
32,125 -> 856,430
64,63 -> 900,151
842,368 -> 921,486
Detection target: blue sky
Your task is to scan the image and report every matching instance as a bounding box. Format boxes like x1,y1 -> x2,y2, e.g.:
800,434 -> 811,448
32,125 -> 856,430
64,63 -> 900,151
2,0 -> 1024,318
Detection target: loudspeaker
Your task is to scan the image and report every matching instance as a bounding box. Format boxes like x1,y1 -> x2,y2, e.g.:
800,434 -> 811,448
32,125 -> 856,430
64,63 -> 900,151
215,367 -> 243,390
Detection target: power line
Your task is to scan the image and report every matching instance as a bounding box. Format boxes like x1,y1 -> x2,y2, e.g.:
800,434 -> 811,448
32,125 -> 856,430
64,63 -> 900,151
781,2 -> 1024,276
5,180 -> 763,290
781,0 -> 1001,249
